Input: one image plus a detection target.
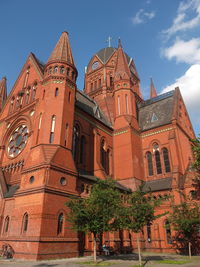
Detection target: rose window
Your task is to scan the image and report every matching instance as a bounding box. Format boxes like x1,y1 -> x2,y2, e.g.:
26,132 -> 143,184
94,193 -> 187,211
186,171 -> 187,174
7,125 -> 29,157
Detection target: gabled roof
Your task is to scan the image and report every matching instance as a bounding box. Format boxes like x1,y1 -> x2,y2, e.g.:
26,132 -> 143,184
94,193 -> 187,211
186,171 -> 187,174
75,90 -> 112,128
138,91 -> 175,131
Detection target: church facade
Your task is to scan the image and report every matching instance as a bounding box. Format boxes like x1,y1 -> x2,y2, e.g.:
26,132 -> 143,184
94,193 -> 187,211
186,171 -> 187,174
0,32 -> 196,259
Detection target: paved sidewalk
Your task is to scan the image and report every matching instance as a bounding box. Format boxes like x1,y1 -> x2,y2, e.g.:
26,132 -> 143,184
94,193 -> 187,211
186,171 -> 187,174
0,252 -> 200,267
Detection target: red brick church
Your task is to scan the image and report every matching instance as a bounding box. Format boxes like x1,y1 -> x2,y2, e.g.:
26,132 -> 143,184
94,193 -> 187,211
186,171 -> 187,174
0,32 -> 197,259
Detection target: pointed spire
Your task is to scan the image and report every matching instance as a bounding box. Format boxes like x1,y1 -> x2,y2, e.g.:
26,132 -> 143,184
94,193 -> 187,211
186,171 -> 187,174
150,77 -> 157,98
47,31 -> 75,66
114,40 -> 130,82
0,76 -> 7,112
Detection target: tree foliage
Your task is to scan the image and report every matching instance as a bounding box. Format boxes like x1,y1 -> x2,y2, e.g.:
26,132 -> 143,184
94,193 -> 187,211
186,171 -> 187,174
168,200 -> 200,255
66,178 -> 122,236
192,134 -> 200,172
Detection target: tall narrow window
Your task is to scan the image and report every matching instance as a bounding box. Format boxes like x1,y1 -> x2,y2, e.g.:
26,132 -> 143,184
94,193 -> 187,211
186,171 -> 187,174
55,88 -> 59,97
94,81 -> 97,90
91,83 -> 93,91
32,85 -> 36,101
36,113 -> 42,144
66,68 -> 70,76
163,148 -> 171,173
16,97 -> 20,109
72,125 -> 79,162
4,216 -> 10,234
80,136 -> 86,164
22,213 -> 28,233
155,150 -> 162,174
64,123 -> 68,147
54,66 -> 58,73
101,140 -> 106,170
25,88 -> 30,104
147,223 -> 151,242
9,98 -> 14,113
165,220 -> 172,244
60,66 -> 65,74
125,94 -> 129,114
49,115 -> 56,143
146,152 -> 153,176
106,149 -> 110,175
110,76 -> 113,86
23,68 -> 30,88
98,79 -> 101,88
118,96 -> 121,115
71,71 -> 75,80
57,213 -> 64,235
68,92 -> 71,102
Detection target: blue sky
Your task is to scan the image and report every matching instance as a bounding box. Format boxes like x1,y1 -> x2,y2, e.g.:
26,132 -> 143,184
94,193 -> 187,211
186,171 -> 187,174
0,0 -> 199,134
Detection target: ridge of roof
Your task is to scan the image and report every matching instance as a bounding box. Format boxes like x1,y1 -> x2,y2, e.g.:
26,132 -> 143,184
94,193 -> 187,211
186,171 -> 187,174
139,90 -> 174,108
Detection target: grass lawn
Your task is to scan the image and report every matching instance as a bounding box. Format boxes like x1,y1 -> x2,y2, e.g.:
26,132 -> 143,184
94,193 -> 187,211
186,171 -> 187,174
156,259 -> 191,265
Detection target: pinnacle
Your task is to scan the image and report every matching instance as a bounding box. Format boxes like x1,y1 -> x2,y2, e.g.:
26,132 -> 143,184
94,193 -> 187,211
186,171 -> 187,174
150,77 -> 157,98
47,32 -> 75,66
114,40 -> 130,82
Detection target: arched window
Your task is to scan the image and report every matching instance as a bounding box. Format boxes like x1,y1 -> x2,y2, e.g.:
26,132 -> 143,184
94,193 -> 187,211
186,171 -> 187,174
118,96 -> 121,115
105,149 -> 110,175
9,98 -> 15,113
163,148 -> 171,173
23,67 -> 30,88
101,140 -> 107,171
36,113 -> 42,144
25,88 -> 30,104
91,83 -> 93,91
64,123 -> 68,147
54,66 -> 58,73
110,76 -> 113,86
80,135 -> 86,164
16,97 -> 20,109
155,150 -> 162,174
125,94 -> 129,114
32,85 -> 36,101
94,81 -> 97,90
147,223 -> 151,242
98,79 -> 101,88
49,115 -> 56,143
49,67 -> 52,74
72,125 -> 79,162
22,213 -> 28,233
66,68 -> 70,76
60,66 -> 65,74
57,213 -> 64,235
4,216 -> 10,233
146,152 -> 153,176
55,88 -> 59,97
165,220 -> 172,244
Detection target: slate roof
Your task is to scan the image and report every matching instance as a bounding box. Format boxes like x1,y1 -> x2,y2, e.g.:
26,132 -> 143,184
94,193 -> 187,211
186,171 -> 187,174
78,169 -> 130,192
143,177 -> 173,192
87,47 -> 131,68
75,89 -> 112,128
4,185 -> 19,198
138,91 -> 175,131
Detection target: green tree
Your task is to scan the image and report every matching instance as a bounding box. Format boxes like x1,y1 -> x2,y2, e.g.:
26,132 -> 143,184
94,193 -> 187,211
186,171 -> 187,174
168,199 -> 200,257
192,134 -> 200,198
66,178 -> 123,262
115,189 -> 167,266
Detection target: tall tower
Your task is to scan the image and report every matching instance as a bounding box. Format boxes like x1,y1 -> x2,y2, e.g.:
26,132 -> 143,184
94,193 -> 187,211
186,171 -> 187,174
24,31 -> 78,173
113,41 -> 144,189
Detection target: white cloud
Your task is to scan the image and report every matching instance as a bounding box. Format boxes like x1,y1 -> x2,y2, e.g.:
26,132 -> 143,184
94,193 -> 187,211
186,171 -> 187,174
162,37 -> 200,64
162,64 -> 200,132
132,9 -> 155,25
163,0 -> 200,38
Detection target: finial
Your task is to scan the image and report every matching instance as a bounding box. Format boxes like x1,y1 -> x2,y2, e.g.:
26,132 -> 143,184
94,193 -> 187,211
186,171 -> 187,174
106,36 -> 112,47
62,31 -> 69,35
